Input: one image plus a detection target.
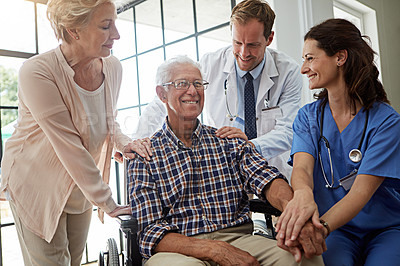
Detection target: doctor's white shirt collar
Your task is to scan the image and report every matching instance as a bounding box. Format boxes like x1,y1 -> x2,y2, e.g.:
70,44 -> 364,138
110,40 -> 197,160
235,53 -> 266,81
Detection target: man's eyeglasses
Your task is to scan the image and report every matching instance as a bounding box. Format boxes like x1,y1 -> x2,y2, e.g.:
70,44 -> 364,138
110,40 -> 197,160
162,79 -> 209,90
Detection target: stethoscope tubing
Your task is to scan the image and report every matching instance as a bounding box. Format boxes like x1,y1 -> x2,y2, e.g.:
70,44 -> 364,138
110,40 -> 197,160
319,102 -> 369,153
224,79 -> 237,119
224,77 -> 271,119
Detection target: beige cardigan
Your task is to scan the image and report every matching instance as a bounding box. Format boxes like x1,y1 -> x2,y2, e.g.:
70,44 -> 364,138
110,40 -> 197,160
0,46 -> 131,242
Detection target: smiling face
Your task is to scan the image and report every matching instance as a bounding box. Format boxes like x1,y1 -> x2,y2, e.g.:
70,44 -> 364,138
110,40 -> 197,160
158,63 -> 204,127
76,2 -> 120,58
301,39 -> 342,90
231,18 -> 272,72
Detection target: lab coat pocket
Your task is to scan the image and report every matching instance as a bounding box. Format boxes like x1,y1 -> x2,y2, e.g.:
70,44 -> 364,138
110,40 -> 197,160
259,107 -> 282,134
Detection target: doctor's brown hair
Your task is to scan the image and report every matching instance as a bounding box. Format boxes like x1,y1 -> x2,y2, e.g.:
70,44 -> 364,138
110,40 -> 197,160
230,0 -> 275,41
305,18 -> 389,110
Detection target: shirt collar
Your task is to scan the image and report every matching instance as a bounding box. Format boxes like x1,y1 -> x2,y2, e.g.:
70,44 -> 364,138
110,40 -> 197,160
55,45 -> 75,77
162,117 -> 203,149
236,53 -> 266,80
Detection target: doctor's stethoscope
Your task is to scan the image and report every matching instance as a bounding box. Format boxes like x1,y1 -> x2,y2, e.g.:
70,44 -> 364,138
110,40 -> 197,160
318,102 -> 369,188
224,78 -> 271,120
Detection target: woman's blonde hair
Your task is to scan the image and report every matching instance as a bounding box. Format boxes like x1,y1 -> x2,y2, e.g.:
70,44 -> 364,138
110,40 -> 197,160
46,0 -> 115,43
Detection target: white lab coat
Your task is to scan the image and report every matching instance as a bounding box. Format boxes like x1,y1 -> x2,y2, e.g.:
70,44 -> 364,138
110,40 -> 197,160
132,46 -> 302,179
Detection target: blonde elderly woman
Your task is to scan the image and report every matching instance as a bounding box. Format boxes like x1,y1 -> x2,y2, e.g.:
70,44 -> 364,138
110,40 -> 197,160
0,0 -> 148,265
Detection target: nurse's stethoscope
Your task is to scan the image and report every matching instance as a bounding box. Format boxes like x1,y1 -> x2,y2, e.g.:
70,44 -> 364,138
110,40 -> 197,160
319,102 -> 369,188
224,78 -> 271,120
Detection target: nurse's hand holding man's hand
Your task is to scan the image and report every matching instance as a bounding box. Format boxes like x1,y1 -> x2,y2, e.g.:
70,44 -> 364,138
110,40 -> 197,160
276,188 -> 321,241
277,220 -> 327,263
275,188 -> 325,262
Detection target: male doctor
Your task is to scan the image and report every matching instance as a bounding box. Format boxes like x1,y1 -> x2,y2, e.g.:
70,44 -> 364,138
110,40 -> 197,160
132,0 -> 301,178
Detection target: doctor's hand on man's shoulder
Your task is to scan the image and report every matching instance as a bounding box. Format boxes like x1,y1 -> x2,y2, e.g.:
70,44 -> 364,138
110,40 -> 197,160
215,126 -> 248,141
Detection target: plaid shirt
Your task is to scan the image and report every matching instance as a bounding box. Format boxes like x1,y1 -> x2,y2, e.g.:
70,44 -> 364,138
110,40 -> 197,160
127,119 -> 285,259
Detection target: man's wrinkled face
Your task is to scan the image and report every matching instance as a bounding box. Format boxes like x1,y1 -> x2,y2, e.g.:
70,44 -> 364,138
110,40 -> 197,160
162,64 -> 204,125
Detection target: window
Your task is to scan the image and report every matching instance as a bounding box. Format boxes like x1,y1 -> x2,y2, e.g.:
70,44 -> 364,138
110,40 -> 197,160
334,2 -> 363,31
0,1 -> 36,53
333,0 -> 381,79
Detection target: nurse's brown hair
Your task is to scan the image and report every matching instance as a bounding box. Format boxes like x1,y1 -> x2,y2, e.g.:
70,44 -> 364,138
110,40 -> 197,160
305,18 -> 389,110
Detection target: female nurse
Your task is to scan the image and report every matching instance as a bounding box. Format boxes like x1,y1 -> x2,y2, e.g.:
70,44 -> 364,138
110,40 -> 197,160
275,18 -> 400,265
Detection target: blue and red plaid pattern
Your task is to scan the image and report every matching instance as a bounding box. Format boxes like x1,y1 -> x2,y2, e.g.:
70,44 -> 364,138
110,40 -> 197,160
127,119 -> 285,259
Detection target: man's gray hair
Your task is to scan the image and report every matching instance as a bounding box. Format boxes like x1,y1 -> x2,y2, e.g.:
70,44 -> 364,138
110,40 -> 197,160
155,55 -> 204,86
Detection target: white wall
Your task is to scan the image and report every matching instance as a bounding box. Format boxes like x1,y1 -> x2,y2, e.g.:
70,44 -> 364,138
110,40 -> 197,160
272,0 -> 400,112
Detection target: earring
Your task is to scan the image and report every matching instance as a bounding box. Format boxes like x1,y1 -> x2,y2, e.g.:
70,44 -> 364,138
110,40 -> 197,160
75,36 -> 79,40
337,62 -> 341,66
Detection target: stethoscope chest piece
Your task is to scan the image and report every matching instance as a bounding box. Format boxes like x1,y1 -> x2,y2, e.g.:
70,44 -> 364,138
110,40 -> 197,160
349,149 -> 362,163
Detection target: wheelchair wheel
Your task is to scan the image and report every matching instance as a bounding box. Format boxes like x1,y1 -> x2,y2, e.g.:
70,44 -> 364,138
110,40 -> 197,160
106,238 -> 120,266
253,219 -> 274,239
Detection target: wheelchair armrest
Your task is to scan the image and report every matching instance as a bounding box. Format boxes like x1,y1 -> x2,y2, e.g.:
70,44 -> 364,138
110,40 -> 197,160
116,215 -> 142,266
117,215 -> 138,235
249,199 -> 282,216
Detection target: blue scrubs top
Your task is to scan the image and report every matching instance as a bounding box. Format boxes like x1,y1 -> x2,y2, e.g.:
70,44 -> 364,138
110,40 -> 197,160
289,100 -> 400,238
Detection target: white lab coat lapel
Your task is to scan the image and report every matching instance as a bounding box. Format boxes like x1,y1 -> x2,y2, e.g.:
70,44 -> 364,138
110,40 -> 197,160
257,49 -> 278,111
224,53 -> 239,122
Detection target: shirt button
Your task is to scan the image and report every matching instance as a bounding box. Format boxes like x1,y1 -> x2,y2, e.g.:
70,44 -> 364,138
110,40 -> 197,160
256,117 -> 259,121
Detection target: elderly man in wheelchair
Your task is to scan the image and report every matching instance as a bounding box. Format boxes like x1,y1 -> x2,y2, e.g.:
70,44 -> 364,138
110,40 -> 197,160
117,56 -> 325,266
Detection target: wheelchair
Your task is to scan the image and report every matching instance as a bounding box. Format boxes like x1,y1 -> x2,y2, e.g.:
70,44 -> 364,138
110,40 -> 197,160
98,198 -> 281,266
